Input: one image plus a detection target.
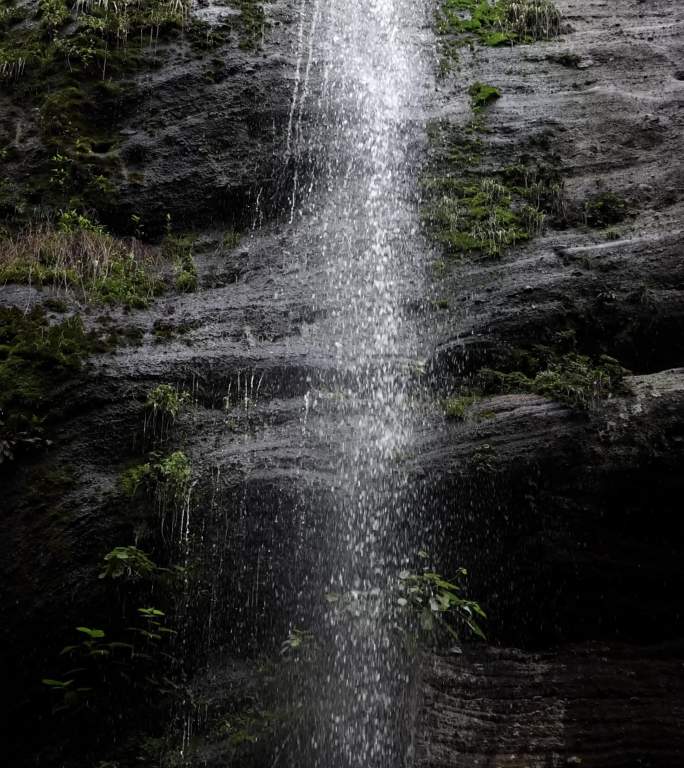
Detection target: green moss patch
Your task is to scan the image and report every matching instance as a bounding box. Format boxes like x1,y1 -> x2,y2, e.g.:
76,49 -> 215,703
436,0 -> 562,70
437,0 -> 562,46
469,81 -> 501,110
422,122 -> 563,259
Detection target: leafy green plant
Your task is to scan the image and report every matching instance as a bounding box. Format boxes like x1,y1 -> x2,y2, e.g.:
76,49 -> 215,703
99,545 -> 158,580
157,450 -> 191,489
57,209 -> 105,234
145,384 -> 191,419
583,191 -> 628,227
397,564 -> 486,643
325,553 -> 485,649
120,451 -> 192,499
120,461 -> 153,496
44,606 -> 177,713
163,234 -> 198,293
39,0 -> 70,36
222,230 -> 242,249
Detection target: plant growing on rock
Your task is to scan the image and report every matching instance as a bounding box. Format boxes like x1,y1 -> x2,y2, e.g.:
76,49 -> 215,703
280,628 -> 316,657
479,352 -> 629,408
324,553 -> 485,649
469,81 -> 501,110
43,607 -> 177,714
422,121 -> 566,259
501,0 -> 561,40
582,191 -> 629,228
144,383 -> 192,440
444,395 -> 480,420
397,564 -> 486,644
99,545 -> 158,580
0,222 -> 163,307
120,450 -> 192,500
163,234 -> 198,293
0,305 -> 98,462
437,0 -> 562,54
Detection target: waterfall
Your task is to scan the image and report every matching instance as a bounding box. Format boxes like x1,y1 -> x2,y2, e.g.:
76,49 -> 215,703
289,0 -> 433,765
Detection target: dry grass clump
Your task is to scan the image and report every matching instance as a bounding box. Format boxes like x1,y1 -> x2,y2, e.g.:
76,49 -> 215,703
0,222 -> 163,307
500,0 -> 562,40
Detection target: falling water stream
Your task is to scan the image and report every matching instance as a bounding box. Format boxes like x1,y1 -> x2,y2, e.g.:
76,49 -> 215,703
287,1 -> 433,765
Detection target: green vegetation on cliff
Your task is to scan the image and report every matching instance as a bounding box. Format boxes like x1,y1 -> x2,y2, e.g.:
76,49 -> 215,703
0,221 -> 164,307
437,0 -> 562,48
422,122 -> 560,258
444,349 -> 629,416
478,352 -> 629,408
0,305 -> 96,461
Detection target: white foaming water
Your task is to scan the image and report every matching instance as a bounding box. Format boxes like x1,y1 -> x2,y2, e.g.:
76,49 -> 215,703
290,0 -> 433,766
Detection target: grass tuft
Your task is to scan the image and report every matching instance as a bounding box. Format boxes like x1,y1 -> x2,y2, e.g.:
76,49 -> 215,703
0,221 -> 163,308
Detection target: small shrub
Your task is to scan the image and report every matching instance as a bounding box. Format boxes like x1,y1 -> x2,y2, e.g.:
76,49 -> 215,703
397,561 -> 486,644
222,230 -> 242,249
500,0 -> 561,40
156,450 -> 191,491
145,384 -> 191,419
0,306 -> 96,459
120,451 -> 191,498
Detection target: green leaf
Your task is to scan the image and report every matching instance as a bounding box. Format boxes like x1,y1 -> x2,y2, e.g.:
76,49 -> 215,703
76,626 -> 105,639
60,645 -> 78,655
466,618 -> 486,640
42,678 -> 73,688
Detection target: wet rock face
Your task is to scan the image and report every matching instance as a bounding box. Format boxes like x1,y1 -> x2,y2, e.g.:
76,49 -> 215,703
420,370 -> 684,647
114,1 -> 301,231
415,0 -> 684,763
428,0 -> 684,376
0,0 -> 301,234
417,644 -> 684,768
1,0 -> 683,766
